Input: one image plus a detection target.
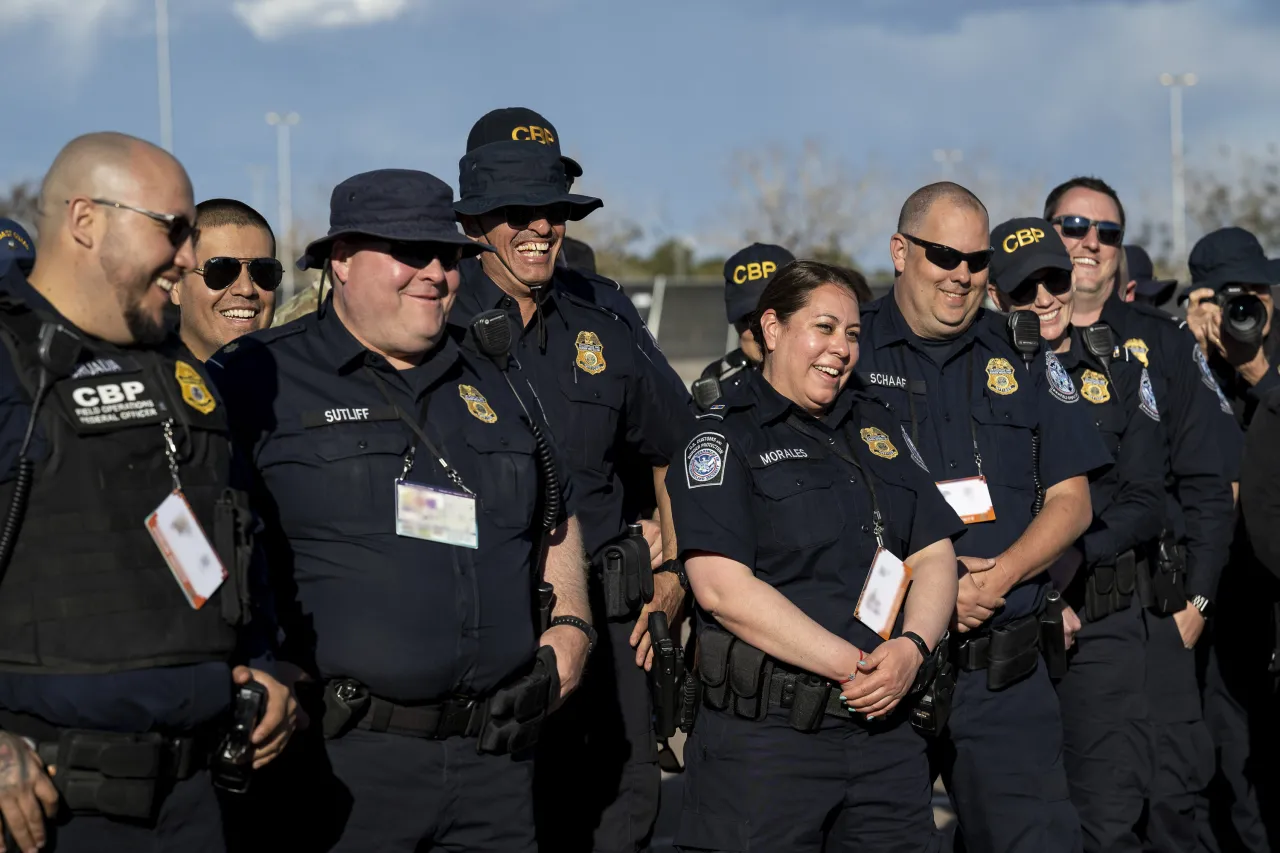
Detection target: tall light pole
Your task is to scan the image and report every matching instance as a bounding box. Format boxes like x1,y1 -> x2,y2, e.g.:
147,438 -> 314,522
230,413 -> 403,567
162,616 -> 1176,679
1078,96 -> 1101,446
266,112 -> 301,301
155,0 -> 173,152
1161,72 -> 1197,269
933,149 -> 963,178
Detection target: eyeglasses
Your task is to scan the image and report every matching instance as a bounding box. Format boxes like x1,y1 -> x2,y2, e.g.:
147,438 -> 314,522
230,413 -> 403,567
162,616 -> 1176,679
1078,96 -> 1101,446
1005,269 -> 1073,306
378,241 -> 465,272
79,198 -> 197,247
193,257 -> 284,291
1051,215 -> 1124,247
503,204 -> 571,228
901,233 -> 994,273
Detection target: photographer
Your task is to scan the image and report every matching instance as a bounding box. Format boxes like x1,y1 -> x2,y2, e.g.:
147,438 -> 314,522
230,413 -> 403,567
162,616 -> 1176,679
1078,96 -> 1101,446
1183,226 -> 1280,852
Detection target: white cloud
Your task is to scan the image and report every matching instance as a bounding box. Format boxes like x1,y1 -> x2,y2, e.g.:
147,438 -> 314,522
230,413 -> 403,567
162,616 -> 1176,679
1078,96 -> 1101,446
0,0 -> 138,47
231,0 -> 418,40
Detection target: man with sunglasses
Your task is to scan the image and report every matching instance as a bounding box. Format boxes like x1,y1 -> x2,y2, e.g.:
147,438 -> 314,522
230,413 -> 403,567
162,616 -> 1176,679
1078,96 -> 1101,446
988,217 -> 1167,852
210,168 -> 592,852
172,198 -> 280,362
1046,176 -> 1240,853
453,137 -> 692,853
0,131 -> 297,852
854,182 -> 1107,853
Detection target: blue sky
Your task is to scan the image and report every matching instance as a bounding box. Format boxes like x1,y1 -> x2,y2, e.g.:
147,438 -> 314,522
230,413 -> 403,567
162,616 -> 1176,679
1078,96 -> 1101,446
3,0 -> 1277,264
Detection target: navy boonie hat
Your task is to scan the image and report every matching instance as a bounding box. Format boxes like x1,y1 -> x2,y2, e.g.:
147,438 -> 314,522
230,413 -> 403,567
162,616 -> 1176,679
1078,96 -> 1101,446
297,169 -> 492,271
454,142 -> 601,220
0,219 -> 35,276
467,107 -> 583,179
1124,245 -> 1177,304
1189,227 -> 1278,293
723,243 -> 795,324
989,217 -> 1073,292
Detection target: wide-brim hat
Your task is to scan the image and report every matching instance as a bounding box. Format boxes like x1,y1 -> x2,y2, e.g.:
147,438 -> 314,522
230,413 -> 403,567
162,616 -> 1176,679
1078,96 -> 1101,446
453,142 -> 601,220
1189,227 -> 1278,292
298,169 -> 492,271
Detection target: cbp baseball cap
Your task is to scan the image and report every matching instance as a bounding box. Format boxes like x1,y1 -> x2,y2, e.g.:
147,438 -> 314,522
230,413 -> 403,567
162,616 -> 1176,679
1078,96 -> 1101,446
723,243 -> 795,324
467,108 -> 583,180
1124,245 -> 1177,304
989,218 -> 1073,294
0,219 -> 35,276
297,169 -> 492,271
1189,227 -> 1278,293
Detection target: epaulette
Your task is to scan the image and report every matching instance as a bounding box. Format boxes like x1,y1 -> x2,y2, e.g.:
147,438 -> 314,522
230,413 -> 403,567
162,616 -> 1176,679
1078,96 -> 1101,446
208,320 -> 307,368
1127,301 -> 1179,325
557,284 -> 625,324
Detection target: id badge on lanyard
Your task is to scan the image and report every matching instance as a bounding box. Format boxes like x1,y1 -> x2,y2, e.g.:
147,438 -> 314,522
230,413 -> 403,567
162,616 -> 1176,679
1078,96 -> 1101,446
934,349 -> 997,524
855,546 -> 913,639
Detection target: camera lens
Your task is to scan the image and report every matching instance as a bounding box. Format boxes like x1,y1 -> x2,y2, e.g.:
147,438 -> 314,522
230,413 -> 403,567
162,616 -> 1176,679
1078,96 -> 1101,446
1223,293 -> 1267,346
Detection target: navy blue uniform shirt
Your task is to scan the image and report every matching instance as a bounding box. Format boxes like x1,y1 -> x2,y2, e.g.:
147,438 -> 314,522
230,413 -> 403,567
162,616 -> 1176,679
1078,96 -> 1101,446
0,266 -> 233,733
698,349 -> 756,401
1054,327 -> 1164,566
210,300 -> 575,703
854,294 -> 1111,622
667,371 -> 964,654
453,259 -> 691,558
1100,298 -> 1239,601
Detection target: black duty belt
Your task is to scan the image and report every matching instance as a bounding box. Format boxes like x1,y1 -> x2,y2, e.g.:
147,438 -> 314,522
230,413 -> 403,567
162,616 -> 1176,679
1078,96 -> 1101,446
356,694 -> 486,740
765,666 -> 846,720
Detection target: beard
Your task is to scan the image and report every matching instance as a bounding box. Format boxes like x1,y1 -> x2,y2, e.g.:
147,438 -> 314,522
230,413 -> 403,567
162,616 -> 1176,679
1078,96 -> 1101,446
122,300 -> 169,346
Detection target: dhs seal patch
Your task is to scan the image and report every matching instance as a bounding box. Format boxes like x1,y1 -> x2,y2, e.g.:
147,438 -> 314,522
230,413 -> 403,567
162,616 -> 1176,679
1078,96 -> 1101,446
1080,370 -> 1111,404
685,431 -> 728,489
1139,368 -> 1160,422
1192,345 -> 1233,414
985,358 -> 1019,395
574,331 -> 606,375
860,427 -> 898,459
458,385 -> 498,423
901,426 -> 929,472
1124,338 -> 1149,368
1045,351 -> 1079,403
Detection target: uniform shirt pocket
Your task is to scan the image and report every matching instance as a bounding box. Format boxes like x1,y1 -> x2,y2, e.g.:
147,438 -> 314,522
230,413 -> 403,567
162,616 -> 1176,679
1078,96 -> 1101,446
463,427 -> 539,530
750,462 -> 842,554
556,375 -> 625,470
972,400 -> 1035,490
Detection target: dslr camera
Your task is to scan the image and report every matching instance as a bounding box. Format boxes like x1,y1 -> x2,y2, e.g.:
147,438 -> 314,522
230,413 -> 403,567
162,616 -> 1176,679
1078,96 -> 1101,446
1215,285 -> 1269,347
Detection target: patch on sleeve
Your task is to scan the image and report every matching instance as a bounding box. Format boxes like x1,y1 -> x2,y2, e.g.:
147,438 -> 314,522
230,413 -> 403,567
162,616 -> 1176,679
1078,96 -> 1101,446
1191,344 -> 1233,414
901,425 -> 929,472
1139,368 -> 1160,422
1044,350 -> 1079,404
685,431 -> 729,489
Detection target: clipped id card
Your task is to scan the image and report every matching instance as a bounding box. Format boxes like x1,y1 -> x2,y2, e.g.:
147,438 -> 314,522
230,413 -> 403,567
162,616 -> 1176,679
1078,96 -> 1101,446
395,481 -> 478,549
146,490 -> 227,610
854,547 -> 913,639
935,476 -> 997,524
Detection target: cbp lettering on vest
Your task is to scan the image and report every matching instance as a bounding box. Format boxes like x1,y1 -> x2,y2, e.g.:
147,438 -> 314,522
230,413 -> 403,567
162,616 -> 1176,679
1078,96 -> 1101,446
455,118 -> 692,852
1047,176 -> 1239,852
0,132 -> 295,853
667,261 -> 963,852
210,169 -> 592,853
855,182 -> 1110,853
989,217 -> 1166,851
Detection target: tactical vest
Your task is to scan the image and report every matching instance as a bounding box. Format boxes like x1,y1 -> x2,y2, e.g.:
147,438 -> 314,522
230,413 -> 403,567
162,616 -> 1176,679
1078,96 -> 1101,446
0,299 -> 247,674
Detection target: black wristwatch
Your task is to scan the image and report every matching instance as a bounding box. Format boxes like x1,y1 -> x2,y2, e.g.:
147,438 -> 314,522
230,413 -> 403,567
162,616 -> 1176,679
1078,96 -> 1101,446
655,558 -> 690,592
549,615 -> 598,653
900,631 -> 932,664
1191,595 -> 1214,619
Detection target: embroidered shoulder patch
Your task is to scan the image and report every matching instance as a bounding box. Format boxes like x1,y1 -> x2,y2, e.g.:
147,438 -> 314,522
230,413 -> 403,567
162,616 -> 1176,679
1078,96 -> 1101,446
901,426 -> 929,472
1192,344 -> 1232,414
685,432 -> 728,488
1045,350 -> 1079,403
1139,368 -> 1160,422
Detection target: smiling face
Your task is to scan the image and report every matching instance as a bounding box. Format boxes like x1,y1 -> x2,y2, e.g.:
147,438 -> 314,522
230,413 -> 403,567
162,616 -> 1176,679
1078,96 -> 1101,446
989,268 -> 1076,350
760,282 -> 861,415
891,199 -> 990,339
1051,187 -> 1122,301
330,239 -> 462,367
173,223 -> 277,360
464,204 -> 569,296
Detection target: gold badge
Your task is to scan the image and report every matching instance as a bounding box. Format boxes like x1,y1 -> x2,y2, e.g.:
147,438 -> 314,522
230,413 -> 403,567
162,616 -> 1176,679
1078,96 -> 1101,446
574,331 -> 606,375
1124,338 -> 1149,367
1080,369 -> 1111,404
985,358 -> 1019,396
458,385 -> 497,423
860,427 -> 898,459
174,361 -> 216,414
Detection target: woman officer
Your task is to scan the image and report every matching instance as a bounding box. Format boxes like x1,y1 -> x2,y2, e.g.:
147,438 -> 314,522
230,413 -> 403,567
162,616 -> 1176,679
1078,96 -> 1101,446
667,260 -> 963,853
986,218 -> 1165,851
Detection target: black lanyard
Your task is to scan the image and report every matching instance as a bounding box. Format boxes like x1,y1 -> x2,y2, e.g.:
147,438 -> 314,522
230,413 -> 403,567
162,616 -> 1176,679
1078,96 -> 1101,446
784,412 -> 884,548
963,348 -> 984,477
365,367 -> 474,496
889,340 -> 984,478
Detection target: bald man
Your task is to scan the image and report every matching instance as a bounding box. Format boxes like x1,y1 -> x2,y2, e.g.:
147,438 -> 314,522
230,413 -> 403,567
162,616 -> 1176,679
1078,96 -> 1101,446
0,132 -> 295,852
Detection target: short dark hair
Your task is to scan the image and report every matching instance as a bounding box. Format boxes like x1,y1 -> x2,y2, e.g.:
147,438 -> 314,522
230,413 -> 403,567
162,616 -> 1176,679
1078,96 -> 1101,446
897,182 -> 988,235
830,265 -> 873,303
195,198 -> 276,255
750,260 -> 864,349
1043,176 -> 1126,227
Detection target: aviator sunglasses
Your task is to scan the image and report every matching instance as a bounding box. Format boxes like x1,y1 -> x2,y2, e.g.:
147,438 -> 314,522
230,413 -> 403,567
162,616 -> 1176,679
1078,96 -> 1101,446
1051,215 -> 1124,247
193,257 -> 285,291
901,233 -> 994,273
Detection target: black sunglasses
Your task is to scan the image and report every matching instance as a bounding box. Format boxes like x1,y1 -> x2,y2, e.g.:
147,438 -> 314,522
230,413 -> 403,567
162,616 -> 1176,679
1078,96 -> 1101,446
1051,215 -> 1124,247
504,203 -> 571,228
81,198 -> 197,247
901,233 -> 994,273
194,257 -> 284,291
1006,269 -> 1073,306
